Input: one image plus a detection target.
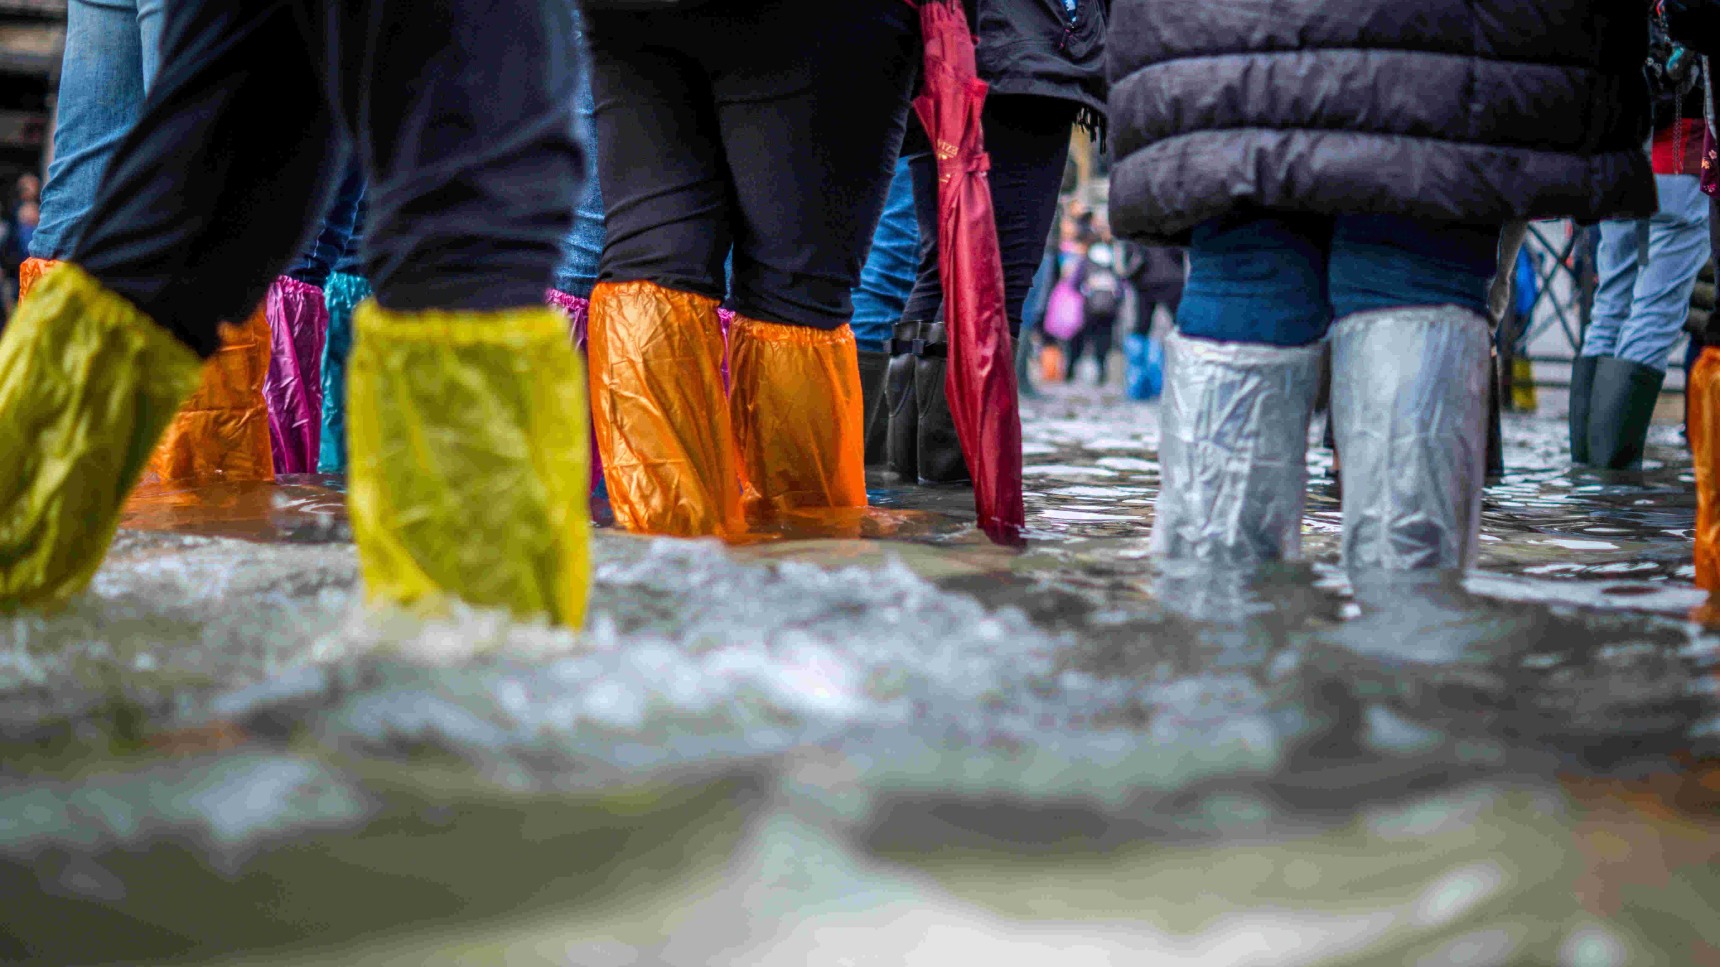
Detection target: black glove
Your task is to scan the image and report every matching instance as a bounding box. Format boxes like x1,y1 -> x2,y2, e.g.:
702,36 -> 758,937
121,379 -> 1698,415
1665,0 -> 1720,59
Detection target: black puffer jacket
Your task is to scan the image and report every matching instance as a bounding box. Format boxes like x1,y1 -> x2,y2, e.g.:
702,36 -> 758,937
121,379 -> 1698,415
969,0 -> 1109,134
1107,0 -> 1658,242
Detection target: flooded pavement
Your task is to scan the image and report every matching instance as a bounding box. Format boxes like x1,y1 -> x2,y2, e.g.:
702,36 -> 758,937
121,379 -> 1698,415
4,383 -> 1720,965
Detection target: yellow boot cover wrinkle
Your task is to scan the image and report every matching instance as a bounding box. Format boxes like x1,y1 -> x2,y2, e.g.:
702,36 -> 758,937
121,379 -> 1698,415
0,263 -> 203,608
729,315 -> 868,517
347,301 -> 590,626
146,303 -> 274,483
589,280 -> 743,538
18,257 -> 59,302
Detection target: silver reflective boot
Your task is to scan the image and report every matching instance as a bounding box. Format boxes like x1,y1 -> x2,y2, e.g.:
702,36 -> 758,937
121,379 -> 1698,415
1150,330 -> 1323,563
1330,306 -> 1491,570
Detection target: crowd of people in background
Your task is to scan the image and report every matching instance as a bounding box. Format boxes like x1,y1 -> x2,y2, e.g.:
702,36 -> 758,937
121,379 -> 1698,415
6,0 -> 1720,624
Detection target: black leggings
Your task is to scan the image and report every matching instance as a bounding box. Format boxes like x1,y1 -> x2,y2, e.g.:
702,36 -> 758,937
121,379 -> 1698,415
902,94 -> 1076,335
72,0 -> 582,357
584,0 -> 919,330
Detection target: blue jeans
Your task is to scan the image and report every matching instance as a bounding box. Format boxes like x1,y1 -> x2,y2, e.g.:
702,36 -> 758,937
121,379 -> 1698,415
1582,174 -> 1712,371
1177,214 -> 1499,345
552,29 -> 605,299
850,155 -> 919,352
30,0 -> 166,259
286,160 -> 366,287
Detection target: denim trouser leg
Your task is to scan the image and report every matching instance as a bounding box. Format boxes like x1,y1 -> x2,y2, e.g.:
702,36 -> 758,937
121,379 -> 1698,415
553,24 -> 604,300
1581,174 -> 1711,371
30,0 -> 165,259
286,158 -> 366,288
850,155 -> 919,353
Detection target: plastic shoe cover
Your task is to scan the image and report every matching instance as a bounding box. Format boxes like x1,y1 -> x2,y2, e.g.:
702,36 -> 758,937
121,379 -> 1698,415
316,271 -> 370,474
1568,355 -> 1599,466
589,280 -> 742,538
264,276 -> 329,474
1692,347 -> 1720,590
1331,306 -> 1491,571
17,257 -> 59,302
1585,356 -> 1667,470
346,301 -> 589,625
728,315 -> 867,517
546,287 -> 605,499
143,303 -> 274,484
0,263 -> 202,608
1150,330 -> 1322,564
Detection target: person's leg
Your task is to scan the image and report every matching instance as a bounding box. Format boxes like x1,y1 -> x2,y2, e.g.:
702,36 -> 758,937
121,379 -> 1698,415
1,0 -> 338,608
712,0 -> 919,514
1570,219 -> 1642,463
853,155 -> 918,466
1327,215 -> 1498,570
28,0 -> 145,261
1152,214 -> 1330,564
1091,318 -> 1114,384
325,0 -> 589,623
583,14 -> 739,537
1585,176 -> 1714,469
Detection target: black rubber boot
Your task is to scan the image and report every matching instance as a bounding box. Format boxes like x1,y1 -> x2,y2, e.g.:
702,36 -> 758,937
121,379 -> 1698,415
1585,356 -> 1666,470
884,321 -> 924,481
1568,354 -> 1599,465
914,324 -> 972,485
858,348 -> 890,467
1486,349 -> 1505,481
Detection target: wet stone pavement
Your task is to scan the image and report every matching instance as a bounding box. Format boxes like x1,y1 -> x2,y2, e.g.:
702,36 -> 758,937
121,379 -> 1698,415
2,382 -> 1719,965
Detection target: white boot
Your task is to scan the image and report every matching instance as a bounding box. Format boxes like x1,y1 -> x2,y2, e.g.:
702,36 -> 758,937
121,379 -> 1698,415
1151,330 -> 1322,564
1330,306 -> 1491,570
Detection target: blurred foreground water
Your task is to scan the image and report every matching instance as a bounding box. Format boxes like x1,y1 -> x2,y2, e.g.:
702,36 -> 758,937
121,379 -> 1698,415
3,383 -> 1718,965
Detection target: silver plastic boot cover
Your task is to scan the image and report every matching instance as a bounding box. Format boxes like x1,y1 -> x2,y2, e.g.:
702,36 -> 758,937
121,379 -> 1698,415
1331,306 -> 1491,570
1150,330 -> 1322,564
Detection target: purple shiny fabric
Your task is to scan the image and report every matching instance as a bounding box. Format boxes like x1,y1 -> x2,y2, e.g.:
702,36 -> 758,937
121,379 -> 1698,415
264,276 -> 328,474
546,287 -> 605,497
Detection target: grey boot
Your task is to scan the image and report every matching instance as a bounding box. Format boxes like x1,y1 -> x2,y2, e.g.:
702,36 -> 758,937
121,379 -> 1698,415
1586,356 -> 1666,470
884,321 -> 924,481
1330,306 -> 1491,571
1568,354 -> 1599,465
914,324 -> 971,485
858,349 -> 890,467
1150,330 -> 1322,564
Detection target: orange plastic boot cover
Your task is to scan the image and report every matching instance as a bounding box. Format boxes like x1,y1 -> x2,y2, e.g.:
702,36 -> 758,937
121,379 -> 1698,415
588,280 -> 743,538
18,258 -> 59,302
728,315 -> 867,517
145,304 -> 275,483
1693,346 -> 1720,590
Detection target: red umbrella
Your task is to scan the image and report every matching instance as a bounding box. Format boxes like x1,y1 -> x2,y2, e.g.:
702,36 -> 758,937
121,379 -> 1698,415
913,0 -> 1025,544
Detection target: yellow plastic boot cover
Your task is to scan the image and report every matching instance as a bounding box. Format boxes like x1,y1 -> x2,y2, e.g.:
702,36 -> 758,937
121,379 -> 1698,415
146,303 -> 274,483
0,263 -> 202,608
728,315 -> 867,517
346,301 -> 590,625
588,280 -> 743,538
18,257 -> 60,302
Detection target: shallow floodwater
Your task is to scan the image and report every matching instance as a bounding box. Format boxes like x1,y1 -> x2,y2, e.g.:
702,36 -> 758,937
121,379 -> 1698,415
3,383 -> 1718,965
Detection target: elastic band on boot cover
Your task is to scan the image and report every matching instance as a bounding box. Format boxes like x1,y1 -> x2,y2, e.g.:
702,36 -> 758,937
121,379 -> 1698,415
347,301 -> 590,625
1692,347 -> 1720,590
17,257 -> 59,302
589,280 -> 742,538
1331,306 -> 1490,571
546,287 -> 605,498
1150,329 -> 1322,564
317,271 -> 371,474
0,263 -> 202,608
264,276 -> 329,474
146,303 -> 274,483
728,315 -> 867,516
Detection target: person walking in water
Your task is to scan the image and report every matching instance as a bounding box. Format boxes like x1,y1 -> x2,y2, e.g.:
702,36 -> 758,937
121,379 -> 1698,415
1110,0 -> 1654,570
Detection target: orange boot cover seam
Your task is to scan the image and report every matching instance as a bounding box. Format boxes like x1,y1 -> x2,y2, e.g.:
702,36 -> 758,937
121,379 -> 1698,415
17,258 -> 60,303
1693,346 -> 1720,591
728,315 -> 867,517
588,280 -> 744,538
146,303 -> 275,484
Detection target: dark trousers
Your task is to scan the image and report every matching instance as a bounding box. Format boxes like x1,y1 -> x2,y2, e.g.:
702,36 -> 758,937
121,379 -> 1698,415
71,0 -> 582,357
1065,315 -> 1115,383
584,0 -> 920,330
902,93 -> 1076,334
285,159 -> 366,288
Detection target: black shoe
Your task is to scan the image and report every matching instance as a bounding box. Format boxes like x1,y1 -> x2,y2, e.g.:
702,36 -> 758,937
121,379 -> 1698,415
1586,356 -> 1666,470
884,320 -> 925,481
914,323 -> 971,485
1568,355 -> 1599,465
859,348 -> 889,467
